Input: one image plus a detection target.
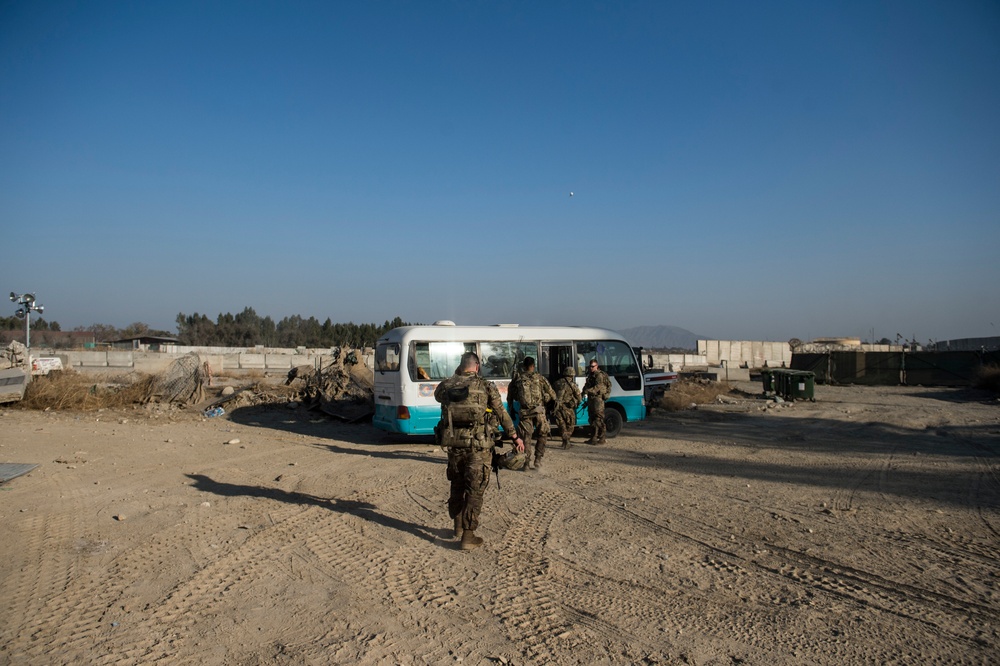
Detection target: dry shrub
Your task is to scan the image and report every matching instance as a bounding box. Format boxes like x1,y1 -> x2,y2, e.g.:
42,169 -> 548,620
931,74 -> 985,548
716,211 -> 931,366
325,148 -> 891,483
973,364 -> 1000,393
18,371 -> 156,411
658,379 -> 733,411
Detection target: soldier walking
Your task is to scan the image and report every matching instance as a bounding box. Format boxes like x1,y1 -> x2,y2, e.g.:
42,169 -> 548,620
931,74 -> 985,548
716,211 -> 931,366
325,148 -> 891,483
435,352 -> 524,550
553,366 -> 582,448
509,357 -> 556,470
582,358 -> 612,444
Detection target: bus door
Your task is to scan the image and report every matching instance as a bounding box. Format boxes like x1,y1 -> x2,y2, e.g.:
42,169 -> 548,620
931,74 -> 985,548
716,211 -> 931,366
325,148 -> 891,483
540,343 -> 575,385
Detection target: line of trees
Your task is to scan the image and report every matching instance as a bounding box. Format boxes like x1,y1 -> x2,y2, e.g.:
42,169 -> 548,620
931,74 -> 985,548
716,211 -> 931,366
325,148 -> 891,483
1,316 -> 60,331
3,308 -> 413,348
174,308 -> 412,348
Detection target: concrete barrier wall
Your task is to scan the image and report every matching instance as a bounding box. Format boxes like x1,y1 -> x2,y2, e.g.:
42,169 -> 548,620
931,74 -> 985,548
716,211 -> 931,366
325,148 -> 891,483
697,340 -> 792,368
240,354 -> 266,369
53,347 -> 372,376
647,353 -> 708,371
265,355 -> 293,369
76,351 -> 110,367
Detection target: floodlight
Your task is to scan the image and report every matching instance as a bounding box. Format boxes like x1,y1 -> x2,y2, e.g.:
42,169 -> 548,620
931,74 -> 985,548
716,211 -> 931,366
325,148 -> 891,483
15,308 -> 25,318
36,305 -> 44,314
23,293 -> 34,304
9,292 -> 15,302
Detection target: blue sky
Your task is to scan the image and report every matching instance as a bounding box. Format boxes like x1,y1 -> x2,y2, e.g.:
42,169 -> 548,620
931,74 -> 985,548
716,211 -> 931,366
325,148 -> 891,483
2,0 -> 997,344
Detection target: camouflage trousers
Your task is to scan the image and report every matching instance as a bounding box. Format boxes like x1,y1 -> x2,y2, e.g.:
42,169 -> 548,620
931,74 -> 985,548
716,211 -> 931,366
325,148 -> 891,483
553,406 -> 576,443
447,446 -> 493,531
587,399 -> 606,440
516,407 -> 551,463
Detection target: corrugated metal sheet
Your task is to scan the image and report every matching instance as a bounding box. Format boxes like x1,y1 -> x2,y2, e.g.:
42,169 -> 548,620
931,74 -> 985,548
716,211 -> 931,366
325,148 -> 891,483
0,463 -> 38,483
791,351 -> 1000,387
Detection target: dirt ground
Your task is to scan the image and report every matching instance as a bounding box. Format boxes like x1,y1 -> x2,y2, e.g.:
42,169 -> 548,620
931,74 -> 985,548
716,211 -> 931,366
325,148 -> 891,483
1,381 -> 999,665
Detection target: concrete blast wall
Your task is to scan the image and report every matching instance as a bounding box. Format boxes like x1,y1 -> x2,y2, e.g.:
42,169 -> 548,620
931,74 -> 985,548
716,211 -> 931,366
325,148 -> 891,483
46,348 -> 375,375
697,340 -> 792,368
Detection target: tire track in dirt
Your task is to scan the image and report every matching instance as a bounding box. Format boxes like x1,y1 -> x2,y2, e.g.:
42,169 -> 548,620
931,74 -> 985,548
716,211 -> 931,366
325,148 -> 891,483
961,437 -> 1000,542
486,481 -> 742,664
1,510 -> 85,662
490,488 -> 577,663
100,499 -> 381,665
106,468 -> 481,665
29,500 -> 308,664
9,461 -> 346,664
123,468 -> 443,664
555,486 -> 805,661
0,464 -> 116,664
576,483 -> 998,661
277,473 -> 522,665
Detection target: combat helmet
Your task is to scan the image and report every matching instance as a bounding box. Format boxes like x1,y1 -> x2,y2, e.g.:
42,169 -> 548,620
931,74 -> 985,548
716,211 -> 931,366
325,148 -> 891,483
495,449 -> 528,471
562,367 -> 575,377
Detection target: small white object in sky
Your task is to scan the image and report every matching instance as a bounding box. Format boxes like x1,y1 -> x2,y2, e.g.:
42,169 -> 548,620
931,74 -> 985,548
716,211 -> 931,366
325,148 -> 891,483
569,192 -> 574,197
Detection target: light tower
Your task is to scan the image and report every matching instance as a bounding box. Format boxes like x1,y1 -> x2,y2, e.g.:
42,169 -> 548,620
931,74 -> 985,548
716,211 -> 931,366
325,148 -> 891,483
9,292 -> 45,372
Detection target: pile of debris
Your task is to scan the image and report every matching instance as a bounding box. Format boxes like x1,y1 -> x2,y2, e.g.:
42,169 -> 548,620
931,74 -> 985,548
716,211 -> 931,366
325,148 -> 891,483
208,349 -> 375,422
284,355 -> 374,422
0,341 -> 29,404
1,341 -> 28,371
7,348 -> 376,421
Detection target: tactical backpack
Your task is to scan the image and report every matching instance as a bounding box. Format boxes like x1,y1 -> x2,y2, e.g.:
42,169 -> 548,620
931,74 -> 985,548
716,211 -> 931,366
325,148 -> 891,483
511,372 -> 542,409
435,374 -> 489,447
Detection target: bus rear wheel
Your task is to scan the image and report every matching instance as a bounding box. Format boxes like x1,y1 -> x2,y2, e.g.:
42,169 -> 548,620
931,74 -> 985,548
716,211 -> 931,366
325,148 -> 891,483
604,408 -> 623,438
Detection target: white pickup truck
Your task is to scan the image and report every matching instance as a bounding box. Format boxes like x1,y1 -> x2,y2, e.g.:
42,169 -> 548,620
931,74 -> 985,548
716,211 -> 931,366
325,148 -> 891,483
633,347 -> 678,404
643,368 -> 678,403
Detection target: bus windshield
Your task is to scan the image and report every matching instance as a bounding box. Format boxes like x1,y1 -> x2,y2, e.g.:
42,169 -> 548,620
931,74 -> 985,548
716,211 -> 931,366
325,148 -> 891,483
576,340 -> 640,375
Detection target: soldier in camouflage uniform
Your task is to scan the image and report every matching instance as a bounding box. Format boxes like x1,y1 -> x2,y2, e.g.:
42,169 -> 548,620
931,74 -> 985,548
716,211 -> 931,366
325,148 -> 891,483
435,351 -> 524,551
510,357 -> 557,470
582,358 -> 612,444
553,366 -> 582,448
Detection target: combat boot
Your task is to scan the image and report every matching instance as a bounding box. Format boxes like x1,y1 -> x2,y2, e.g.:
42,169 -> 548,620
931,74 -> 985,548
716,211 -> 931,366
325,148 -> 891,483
453,516 -> 463,540
561,439 -> 571,449
460,530 -> 484,551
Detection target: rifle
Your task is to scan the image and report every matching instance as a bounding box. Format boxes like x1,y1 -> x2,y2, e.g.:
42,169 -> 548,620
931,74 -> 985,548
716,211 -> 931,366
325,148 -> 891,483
491,446 -> 503,489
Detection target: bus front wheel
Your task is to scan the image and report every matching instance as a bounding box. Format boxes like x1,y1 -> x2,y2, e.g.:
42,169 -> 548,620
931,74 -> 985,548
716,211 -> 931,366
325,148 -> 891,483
604,408 -> 623,438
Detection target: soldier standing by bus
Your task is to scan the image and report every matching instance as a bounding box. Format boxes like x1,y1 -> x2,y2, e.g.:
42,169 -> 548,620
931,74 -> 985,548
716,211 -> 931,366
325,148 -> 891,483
583,358 -> 612,444
553,366 -> 582,448
509,357 -> 556,470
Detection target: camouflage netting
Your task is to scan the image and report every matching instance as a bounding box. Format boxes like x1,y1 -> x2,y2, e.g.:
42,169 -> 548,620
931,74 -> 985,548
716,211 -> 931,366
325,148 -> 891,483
147,352 -> 206,405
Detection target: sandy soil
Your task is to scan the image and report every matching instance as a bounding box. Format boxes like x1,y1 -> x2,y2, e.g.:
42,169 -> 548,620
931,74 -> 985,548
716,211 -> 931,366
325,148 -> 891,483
1,382 -> 999,665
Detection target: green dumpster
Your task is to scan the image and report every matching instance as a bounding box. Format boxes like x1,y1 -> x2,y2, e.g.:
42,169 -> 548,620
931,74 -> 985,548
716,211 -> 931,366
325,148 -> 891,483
783,370 -> 815,401
770,369 -> 788,398
761,368 -> 773,393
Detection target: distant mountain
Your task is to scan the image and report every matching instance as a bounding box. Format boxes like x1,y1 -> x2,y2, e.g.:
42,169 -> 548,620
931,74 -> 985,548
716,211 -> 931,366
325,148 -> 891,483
619,325 -> 701,351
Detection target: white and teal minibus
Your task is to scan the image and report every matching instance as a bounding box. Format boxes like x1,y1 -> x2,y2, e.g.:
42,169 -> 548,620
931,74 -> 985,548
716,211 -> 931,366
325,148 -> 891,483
373,322 -> 646,438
